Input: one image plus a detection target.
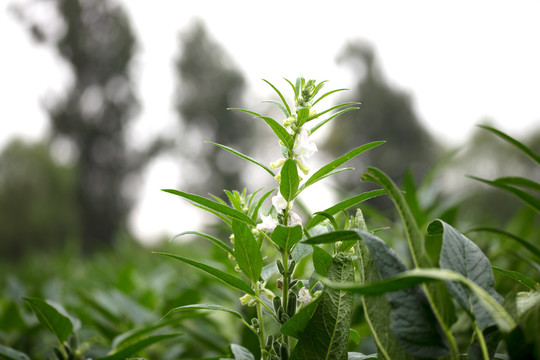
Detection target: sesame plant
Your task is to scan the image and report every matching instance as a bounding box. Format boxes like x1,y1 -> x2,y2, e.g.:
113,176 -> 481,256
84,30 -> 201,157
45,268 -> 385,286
155,77 -> 540,360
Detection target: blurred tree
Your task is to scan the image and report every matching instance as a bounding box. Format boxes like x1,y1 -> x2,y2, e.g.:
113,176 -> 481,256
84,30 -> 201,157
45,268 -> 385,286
15,0 -> 166,252
174,21 -> 255,194
0,139 -> 80,260
326,42 -> 439,190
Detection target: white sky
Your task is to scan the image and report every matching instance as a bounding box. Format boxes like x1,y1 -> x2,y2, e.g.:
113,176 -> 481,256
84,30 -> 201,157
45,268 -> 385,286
2,0 -> 540,243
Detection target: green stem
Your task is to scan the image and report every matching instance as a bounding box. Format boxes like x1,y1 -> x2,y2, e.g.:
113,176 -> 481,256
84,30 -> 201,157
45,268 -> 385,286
472,321 -> 490,360
281,250 -> 290,349
254,282 -> 267,360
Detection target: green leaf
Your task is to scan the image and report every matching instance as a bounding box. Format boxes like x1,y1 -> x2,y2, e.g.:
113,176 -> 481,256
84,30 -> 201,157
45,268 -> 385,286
467,227 -> 540,261
162,189 -> 256,226
492,266 -> 539,291
284,77 -> 298,98
478,124 -> 540,165
163,304 -> 245,322
271,224 -> 303,251
349,329 -> 361,345
280,158 -> 299,202
23,297 -> 73,345
290,253 -> 354,360
429,220 -> 503,329
299,142 -> 385,193
468,176 -> 540,212
97,333 -> 180,360
297,107 -> 310,127
306,190 -> 385,230
312,88 -> 348,106
495,176 -> 540,192
251,188 -> 276,222
230,343 -> 255,360
206,142 -> 275,177
154,252 -> 254,295
312,246 -> 333,277
0,344 -> 31,360
362,167 -> 431,268
112,318 -> 184,350
232,220 -> 263,282
228,108 -> 294,149
312,211 -> 339,230
303,230 -> 360,245
280,297 -> 321,338
326,267 -> 516,334
172,231 -> 233,254
310,106 -> 360,134
262,78 -> 291,116
262,99 -> 290,118
355,231 -> 449,358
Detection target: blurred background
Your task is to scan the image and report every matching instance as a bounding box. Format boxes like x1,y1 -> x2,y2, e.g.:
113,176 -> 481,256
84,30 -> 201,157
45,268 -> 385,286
1,0 -> 540,256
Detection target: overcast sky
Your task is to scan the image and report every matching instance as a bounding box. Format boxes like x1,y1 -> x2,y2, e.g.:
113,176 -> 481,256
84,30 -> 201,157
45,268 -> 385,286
2,0 -> 540,242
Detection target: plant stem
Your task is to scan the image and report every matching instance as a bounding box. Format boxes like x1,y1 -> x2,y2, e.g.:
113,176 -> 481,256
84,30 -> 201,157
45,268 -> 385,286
254,281 -> 267,360
473,321 -> 490,360
281,250 -> 290,348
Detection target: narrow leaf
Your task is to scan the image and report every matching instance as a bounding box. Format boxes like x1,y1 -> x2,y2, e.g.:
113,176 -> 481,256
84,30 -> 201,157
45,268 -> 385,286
0,345 -> 31,360
229,108 -> 294,149
478,124 -> 540,165
312,88 -> 348,106
310,107 -> 360,134
232,220 -> 263,282
262,99 -> 290,118
172,231 -> 233,254
23,297 -> 73,344
467,227 -> 540,261
97,334 -> 180,360
154,252 -> 254,295
262,78 -> 291,116
284,77 -> 298,98
163,304 -> 245,321
468,176 -> 540,212
280,158 -> 299,202
327,268 -> 516,334
299,142 -> 385,193
162,189 -> 256,226
290,253 -> 355,360
493,266 -> 539,291
362,167 -> 431,268
495,176 -> 540,192
251,188 -> 276,221
306,189 -> 385,230
271,224 -> 303,251
429,220 -> 503,329
303,230 -> 360,245
206,142 -> 274,177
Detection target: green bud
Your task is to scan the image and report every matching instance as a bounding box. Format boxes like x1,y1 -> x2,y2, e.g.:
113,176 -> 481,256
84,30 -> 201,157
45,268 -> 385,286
273,296 -> 282,313
287,292 -> 297,317
277,260 -> 285,275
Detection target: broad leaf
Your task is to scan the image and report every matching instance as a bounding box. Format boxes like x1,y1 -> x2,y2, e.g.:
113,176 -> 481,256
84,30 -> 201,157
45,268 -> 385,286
0,345 -> 31,360
280,297 -> 321,339
97,333 -> 180,360
306,190 -> 385,230
23,297 -> 73,345
289,252 -> 354,360
356,231 -> 449,358
231,343 -> 256,360
429,219 -> 503,329
362,167 -> 431,268
172,231 -> 233,254
271,224 -> 303,251
299,142 -> 385,193
312,246 -> 333,277
154,252 -> 254,295
206,142 -> 275,177
232,220 -> 263,282
162,189 -> 256,226
280,159 -> 299,202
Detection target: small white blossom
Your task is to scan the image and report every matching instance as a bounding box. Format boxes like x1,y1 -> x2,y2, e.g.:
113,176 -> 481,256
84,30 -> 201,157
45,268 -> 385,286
256,214 -> 278,232
298,287 -> 314,303
288,211 -> 302,227
272,193 -> 290,212
293,127 -> 318,162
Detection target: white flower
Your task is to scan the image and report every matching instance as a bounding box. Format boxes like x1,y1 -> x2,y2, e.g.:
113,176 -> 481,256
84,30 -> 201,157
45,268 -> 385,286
293,127 -> 318,162
288,211 -> 302,227
298,287 -> 313,303
256,214 -> 278,232
272,193 -> 290,212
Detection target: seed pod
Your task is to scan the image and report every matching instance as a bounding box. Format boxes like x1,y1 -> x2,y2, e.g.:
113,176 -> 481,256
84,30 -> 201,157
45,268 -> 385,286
273,296 -> 282,313
276,260 -> 285,275
280,312 -> 290,324
273,340 -> 281,354
54,348 -> 64,360
288,260 -> 296,274
280,343 -> 289,360
251,317 -> 259,332
289,279 -> 298,289
265,335 -> 274,350
287,292 -> 297,317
